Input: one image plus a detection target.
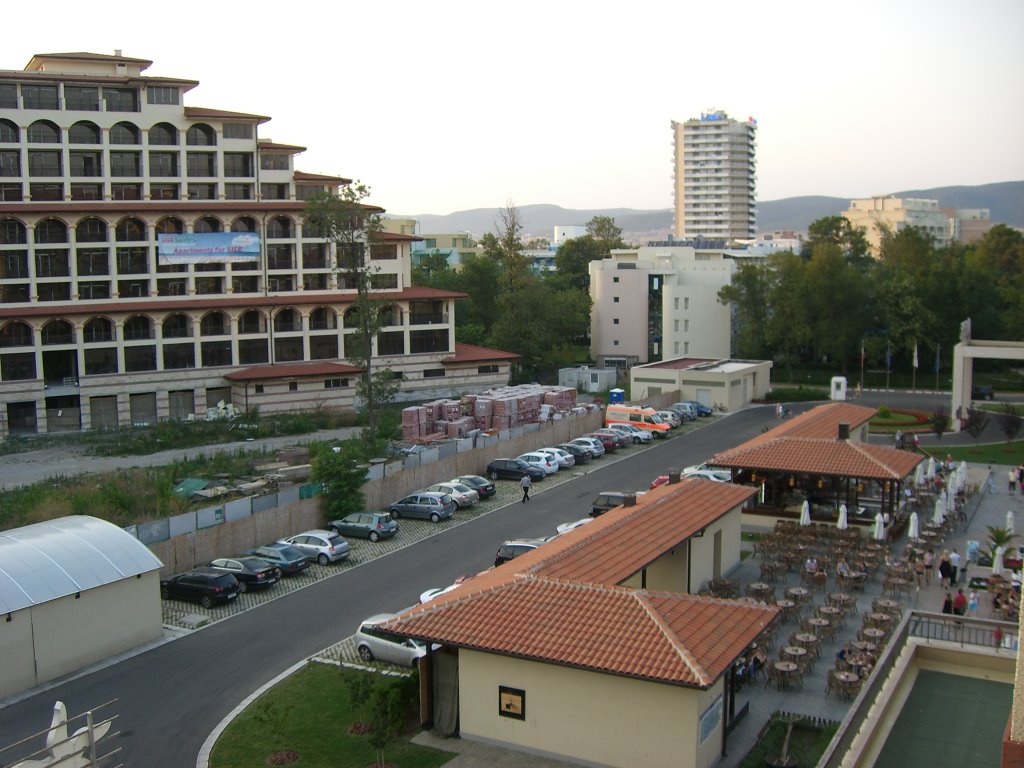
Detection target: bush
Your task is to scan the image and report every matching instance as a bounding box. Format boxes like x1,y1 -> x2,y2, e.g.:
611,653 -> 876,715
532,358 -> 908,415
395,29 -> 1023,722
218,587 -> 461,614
877,405 -> 891,419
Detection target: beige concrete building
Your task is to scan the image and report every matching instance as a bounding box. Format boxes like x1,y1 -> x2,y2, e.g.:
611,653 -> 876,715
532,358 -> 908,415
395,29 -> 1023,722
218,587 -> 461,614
629,356 -> 773,411
672,110 -> 757,241
0,515 -> 164,700
944,207 -> 993,244
589,246 -> 738,368
842,196 -> 951,254
0,51 -> 514,437
385,478 -> 776,768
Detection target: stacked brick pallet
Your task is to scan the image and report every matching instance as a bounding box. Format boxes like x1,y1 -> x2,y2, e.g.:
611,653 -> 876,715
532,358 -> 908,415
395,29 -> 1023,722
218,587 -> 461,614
401,385 -> 583,442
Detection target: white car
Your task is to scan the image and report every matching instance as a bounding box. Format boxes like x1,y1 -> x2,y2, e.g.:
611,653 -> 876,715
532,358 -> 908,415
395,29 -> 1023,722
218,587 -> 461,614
423,481 -> 479,508
518,452 -> 559,475
556,517 -> 594,536
655,410 -> 682,428
569,437 -> 605,457
355,614 -> 428,667
606,423 -> 653,444
684,469 -> 732,483
536,447 -> 575,468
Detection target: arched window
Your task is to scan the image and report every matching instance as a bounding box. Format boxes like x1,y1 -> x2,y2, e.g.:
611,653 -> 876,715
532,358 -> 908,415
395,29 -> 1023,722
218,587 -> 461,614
75,217 -> 108,243
123,315 -> 152,341
274,308 -> 301,333
162,314 -> 191,338
238,310 -> 263,334
267,216 -> 293,239
231,216 -> 257,233
69,121 -> 101,144
0,321 -> 32,347
27,120 -> 61,143
0,119 -> 18,143
200,311 -> 229,336
34,219 -> 68,244
115,217 -> 146,241
148,122 -> 178,146
1,219 -> 27,245
186,124 -> 216,146
109,122 -> 141,145
41,319 -> 74,345
193,216 -> 222,234
83,317 -> 115,343
343,306 -> 362,329
154,217 -> 184,236
309,307 -> 337,331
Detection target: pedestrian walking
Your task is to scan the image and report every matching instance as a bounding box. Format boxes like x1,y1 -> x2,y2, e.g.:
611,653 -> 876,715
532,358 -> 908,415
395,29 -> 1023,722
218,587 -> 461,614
894,430 -> 903,449
941,592 -> 953,615
950,548 -> 961,585
938,551 -> 952,588
987,468 -> 995,495
1009,468 -> 1017,493
1018,465 -> 1024,494
953,589 -> 967,616
923,549 -> 934,586
520,473 -> 532,503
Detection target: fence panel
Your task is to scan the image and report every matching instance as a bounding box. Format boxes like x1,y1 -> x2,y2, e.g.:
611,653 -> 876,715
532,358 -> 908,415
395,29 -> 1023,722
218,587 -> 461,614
168,511 -> 197,538
253,493 -> 280,513
278,486 -> 300,506
224,497 -> 253,522
136,519 -> 170,545
196,506 -> 224,529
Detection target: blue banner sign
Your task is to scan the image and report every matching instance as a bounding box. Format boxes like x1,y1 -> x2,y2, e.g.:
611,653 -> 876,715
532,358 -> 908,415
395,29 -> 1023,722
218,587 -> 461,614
158,232 -> 261,264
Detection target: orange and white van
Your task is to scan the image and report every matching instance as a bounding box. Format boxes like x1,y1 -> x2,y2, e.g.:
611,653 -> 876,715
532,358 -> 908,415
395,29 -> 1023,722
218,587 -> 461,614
605,405 -> 672,437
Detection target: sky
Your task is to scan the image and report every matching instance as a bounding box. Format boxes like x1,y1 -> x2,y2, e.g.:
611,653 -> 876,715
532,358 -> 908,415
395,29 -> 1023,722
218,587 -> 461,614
5,0 -> 1023,216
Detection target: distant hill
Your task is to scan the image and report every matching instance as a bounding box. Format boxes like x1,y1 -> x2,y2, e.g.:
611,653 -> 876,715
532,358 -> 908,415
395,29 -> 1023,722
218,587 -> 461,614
395,181 -> 1023,241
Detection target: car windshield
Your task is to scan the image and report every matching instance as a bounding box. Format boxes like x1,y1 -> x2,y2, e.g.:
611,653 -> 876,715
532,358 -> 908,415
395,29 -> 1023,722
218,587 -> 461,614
451,483 -> 471,492
279,546 -> 305,560
515,459 -> 532,468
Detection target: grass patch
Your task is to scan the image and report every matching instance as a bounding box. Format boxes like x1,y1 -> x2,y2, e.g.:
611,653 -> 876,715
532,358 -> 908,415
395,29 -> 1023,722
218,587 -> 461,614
870,409 -> 930,432
210,663 -> 451,768
739,715 -> 839,768
931,441 -> 1024,466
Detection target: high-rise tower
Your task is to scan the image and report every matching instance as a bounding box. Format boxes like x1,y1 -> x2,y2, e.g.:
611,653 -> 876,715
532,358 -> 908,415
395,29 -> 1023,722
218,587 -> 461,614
672,110 -> 757,241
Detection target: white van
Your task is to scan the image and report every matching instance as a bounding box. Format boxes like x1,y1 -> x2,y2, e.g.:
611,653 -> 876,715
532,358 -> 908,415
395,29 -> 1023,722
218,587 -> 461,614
605,405 -> 671,437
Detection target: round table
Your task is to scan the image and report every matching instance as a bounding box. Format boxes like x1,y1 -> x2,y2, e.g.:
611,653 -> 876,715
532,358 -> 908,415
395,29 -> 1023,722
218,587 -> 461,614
861,627 -> 886,641
819,605 -> 842,619
875,599 -> 900,614
868,611 -> 893,627
888,577 -> 911,598
749,582 -> 773,598
794,632 -> 820,649
829,592 -> 853,607
807,617 -> 831,634
851,640 -> 877,653
774,660 -> 799,688
782,646 -> 807,661
836,671 -> 859,684
787,587 -> 810,602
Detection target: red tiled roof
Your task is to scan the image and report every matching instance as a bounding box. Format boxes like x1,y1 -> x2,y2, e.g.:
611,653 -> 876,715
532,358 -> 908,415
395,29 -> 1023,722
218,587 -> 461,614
712,437 -> 924,480
259,141 -> 307,153
294,171 -> 351,184
0,286 -> 467,320
28,52 -> 154,67
442,343 -> 520,364
731,402 -> 877,451
380,232 -> 421,242
224,361 -> 362,381
185,106 -> 271,124
386,579 -> 774,688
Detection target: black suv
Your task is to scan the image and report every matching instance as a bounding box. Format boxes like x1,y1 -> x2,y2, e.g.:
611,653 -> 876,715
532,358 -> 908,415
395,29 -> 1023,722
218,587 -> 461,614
160,567 -> 240,609
495,538 -> 550,567
487,458 -> 546,481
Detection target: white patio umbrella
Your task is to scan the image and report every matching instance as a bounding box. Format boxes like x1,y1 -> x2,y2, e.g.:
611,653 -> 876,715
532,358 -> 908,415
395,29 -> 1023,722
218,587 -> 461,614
800,500 -> 811,527
914,462 -> 925,488
926,457 -> 936,481
959,461 -> 968,486
946,482 -> 957,513
993,546 -> 1006,577
1007,510 -> 1015,536
874,511 -> 887,541
933,496 -> 945,526
908,511 -> 920,539
837,503 -> 849,530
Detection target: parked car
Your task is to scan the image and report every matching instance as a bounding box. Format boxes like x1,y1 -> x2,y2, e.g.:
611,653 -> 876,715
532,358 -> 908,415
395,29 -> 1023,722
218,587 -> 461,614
679,400 -> 713,417
555,442 -> 592,464
486,458 -> 547,481
419,575 -> 474,604
593,428 -> 631,447
590,490 -> 644,517
249,543 -> 312,576
518,451 -> 559,475
668,402 -> 698,421
587,431 -> 620,452
424,481 -> 480,508
451,475 -> 497,499
160,567 -> 240,609
327,512 -> 398,542
278,529 -> 351,565
535,447 -> 575,468
556,517 -> 594,536
494,537 -> 552,567
355,614 -> 428,667
606,423 -> 653,444
684,468 -> 732,482
972,385 -> 995,400
567,437 -> 605,457
388,491 -> 457,522
205,556 -> 281,593
655,410 -> 682,428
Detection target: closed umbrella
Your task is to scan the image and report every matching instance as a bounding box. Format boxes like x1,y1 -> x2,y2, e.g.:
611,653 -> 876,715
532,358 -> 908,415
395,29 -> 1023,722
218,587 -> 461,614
908,511 -> 920,539
993,546 -> 1006,577
959,462 -> 968,489
1008,510 -> 1015,536
946,482 -> 957,513
874,511 -> 886,541
837,503 -> 849,530
926,457 -> 936,481
914,462 -> 925,488
933,496 -> 945,526
800,500 -> 811,527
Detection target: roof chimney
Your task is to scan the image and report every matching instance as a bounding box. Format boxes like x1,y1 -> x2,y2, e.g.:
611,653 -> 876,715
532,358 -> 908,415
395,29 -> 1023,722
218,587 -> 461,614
667,470 -> 681,485
838,423 -> 850,441
114,49 -> 123,57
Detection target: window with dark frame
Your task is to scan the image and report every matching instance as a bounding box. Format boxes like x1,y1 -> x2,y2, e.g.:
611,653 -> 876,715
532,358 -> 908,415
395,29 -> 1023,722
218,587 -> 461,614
110,151 -> 141,177
478,364 -> 499,374
148,151 -> 178,177
30,183 -> 63,201
422,368 -> 446,378
254,383 -> 265,394
103,87 -> 139,112
28,150 -> 61,176
64,86 -> 100,111
146,86 -> 179,105
222,123 -> 253,139
187,152 -> 217,177
0,150 -> 19,177
260,154 -> 289,171
324,378 -> 349,389
498,686 -> 525,720
289,382 -> 298,392
69,121 -> 101,144
109,122 -> 141,144
21,84 -> 58,109
223,153 -> 254,177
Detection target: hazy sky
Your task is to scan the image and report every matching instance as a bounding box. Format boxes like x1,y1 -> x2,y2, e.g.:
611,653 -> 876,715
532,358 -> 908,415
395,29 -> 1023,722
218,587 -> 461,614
6,0 -> 1023,216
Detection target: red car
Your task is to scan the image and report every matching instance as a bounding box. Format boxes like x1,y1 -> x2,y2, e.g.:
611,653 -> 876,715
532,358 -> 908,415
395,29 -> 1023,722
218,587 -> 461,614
586,432 -> 619,452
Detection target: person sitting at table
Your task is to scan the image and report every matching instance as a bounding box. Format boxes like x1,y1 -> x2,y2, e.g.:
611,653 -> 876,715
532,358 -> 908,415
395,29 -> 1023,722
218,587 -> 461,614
1007,591 -> 1020,619
748,646 -> 767,681
805,556 -> 826,579
837,558 -> 852,578
993,592 -> 1004,615
836,643 -> 851,662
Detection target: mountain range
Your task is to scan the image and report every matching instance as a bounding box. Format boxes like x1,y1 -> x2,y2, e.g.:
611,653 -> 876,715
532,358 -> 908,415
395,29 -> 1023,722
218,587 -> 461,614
396,180 -> 1023,242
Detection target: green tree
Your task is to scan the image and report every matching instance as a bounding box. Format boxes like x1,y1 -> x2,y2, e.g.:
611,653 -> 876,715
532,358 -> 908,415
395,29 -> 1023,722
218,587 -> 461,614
452,252 -> 502,339
802,216 -> 870,266
717,259 -> 772,358
554,235 -> 605,290
303,183 -> 398,440
367,680 -> 406,766
410,251 -> 452,286
997,403 -> 1023,443
930,407 -> 949,441
586,215 -> 626,254
311,443 -> 368,520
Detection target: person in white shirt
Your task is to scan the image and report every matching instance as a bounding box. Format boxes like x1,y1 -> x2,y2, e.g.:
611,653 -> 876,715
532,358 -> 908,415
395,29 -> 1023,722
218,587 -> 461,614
950,549 -> 961,585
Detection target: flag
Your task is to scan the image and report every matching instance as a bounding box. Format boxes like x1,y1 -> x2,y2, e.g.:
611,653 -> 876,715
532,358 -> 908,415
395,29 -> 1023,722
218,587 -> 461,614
912,341 -> 919,369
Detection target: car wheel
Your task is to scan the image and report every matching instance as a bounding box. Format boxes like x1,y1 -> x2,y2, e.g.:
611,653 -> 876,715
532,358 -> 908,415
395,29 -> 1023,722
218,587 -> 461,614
488,470 -> 499,480
200,595 -> 213,610
358,645 -> 374,662
390,509 -> 401,520
633,436 -> 642,444
237,580 -> 248,594
430,512 -> 440,523
317,553 -> 329,566
160,586 -> 169,600
368,531 -> 380,542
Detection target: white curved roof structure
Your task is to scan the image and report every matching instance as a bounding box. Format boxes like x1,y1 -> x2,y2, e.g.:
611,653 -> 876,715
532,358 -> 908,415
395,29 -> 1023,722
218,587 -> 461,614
0,516 -> 163,614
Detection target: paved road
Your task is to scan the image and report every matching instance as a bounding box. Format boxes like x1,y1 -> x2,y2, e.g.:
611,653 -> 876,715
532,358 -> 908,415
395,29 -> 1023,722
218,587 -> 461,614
0,407 -> 784,766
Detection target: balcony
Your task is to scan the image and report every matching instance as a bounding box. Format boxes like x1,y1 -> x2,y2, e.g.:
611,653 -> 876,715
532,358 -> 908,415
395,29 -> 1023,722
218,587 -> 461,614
409,313 -> 449,326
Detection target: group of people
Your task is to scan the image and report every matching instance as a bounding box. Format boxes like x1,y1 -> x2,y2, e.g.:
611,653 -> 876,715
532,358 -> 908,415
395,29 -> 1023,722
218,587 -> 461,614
836,643 -> 875,679
893,429 -> 921,452
941,588 -> 974,616
1008,465 -> 1024,493
733,644 -> 768,688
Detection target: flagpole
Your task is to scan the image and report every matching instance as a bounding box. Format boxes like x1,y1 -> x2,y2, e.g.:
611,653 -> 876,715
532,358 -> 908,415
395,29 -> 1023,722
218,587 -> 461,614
886,339 -> 891,403
935,343 -> 941,390
912,340 -> 917,392
860,340 -> 865,395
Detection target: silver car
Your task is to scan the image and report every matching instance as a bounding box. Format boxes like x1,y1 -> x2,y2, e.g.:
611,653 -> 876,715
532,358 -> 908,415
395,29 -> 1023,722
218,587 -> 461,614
355,614 -> 427,667
388,491 -> 456,522
423,482 -> 479,509
277,529 -> 351,565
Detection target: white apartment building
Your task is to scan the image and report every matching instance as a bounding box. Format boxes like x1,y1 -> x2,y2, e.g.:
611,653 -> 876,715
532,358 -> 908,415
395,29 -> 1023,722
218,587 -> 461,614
671,110 -> 757,242
842,195 -> 951,254
588,246 -> 736,368
553,225 -> 587,245
0,51 -> 514,437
